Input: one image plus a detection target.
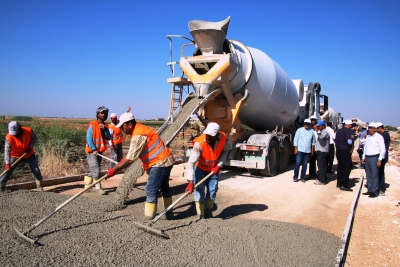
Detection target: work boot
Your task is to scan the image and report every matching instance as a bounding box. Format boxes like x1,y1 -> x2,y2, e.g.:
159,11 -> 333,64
94,182 -> 106,195
195,202 -> 204,220
0,182 -> 6,192
144,202 -> 157,220
163,197 -> 175,220
204,199 -> 214,219
35,180 -> 44,192
83,175 -> 93,191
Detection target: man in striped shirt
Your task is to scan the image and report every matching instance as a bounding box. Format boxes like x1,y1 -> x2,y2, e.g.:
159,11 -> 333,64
293,119 -> 316,182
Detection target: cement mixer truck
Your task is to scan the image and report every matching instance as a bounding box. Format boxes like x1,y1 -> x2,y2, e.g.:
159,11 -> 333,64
162,16 -> 340,176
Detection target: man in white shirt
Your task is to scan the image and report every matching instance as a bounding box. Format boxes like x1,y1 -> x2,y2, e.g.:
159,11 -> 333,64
361,122 -> 386,198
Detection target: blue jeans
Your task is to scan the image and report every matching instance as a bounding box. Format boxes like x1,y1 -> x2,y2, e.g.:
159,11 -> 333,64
0,154 -> 43,184
193,166 -> 219,202
293,152 -> 310,180
145,165 -> 173,203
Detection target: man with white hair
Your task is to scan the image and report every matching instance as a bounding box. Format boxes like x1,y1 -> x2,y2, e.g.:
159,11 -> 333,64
361,122 -> 386,198
334,119 -> 354,191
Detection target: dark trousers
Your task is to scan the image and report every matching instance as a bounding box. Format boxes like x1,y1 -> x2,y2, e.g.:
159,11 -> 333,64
378,160 -> 387,192
336,149 -> 352,187
365,156 -> 379,195
0,154 -> 43,184
308,152 -> 317,178
317,151 -> 328,183
326,144 -> 335,172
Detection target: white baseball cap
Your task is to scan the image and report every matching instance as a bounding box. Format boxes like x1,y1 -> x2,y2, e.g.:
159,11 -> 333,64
304,119 -> 311,124
8,121 -> 21,135
110,113 -> 117,118
375,122 -> 383,128
116,112 -> 135,128
368,122 -> 376,128
203,122 -> 220,136
344,120 -> 352,125
310,115 -> 317,120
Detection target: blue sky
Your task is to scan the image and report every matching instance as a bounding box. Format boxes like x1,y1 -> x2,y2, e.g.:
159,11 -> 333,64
1,0 -> 399,126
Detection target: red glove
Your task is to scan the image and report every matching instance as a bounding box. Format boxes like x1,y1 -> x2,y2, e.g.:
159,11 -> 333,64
5,164 -> 11,171
212,166 -> 221,174
185,181 -> 194,194
107,168 -> 116,178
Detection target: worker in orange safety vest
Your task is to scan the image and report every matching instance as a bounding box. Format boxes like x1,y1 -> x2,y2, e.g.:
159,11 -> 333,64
185,122 -> 227,219
106,112 -> 176,220
1,121 -> 44,192
84,106 -> 112,195
108,112 -> 125,168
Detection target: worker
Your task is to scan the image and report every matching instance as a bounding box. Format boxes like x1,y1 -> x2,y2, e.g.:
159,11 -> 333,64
314,120 -> 330,185
361,122 -> 386,198
106,112 -> 175,220
184,122 -> 227,219
108,113 -> 125,168
308,115 -> 318,179
293,119 -> 316,182
1,121 -> 44,192
375,122 -> 390,196
334,120 -> 354,192
84,106 -> 112,195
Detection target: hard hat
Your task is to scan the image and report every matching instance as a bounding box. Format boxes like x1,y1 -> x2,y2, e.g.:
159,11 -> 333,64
96,106 -> 109,115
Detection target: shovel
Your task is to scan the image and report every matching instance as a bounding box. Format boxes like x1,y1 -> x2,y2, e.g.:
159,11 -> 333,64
0,152 -> 28,178
97,153 -> 118,164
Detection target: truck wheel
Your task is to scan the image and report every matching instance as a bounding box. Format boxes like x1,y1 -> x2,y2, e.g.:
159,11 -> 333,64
260,140 -> 278,177
278,139 -> 290,172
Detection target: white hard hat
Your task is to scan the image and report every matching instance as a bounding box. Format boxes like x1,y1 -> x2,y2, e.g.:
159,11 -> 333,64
203,122 -> 220,136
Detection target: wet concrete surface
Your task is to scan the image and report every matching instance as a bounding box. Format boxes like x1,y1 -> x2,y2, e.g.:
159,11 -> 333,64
1,184 -> 341,266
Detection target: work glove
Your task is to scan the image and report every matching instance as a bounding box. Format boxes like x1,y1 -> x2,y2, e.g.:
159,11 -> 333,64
5,164 -> 11,171
107,168 -> 116,178
185,181 -> 194,194
212,166 -> 221,174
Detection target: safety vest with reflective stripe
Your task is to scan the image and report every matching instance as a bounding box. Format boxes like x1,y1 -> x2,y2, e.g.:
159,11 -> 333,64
194,131 -> 226,172
109,123 -> 125,145
6,127 -> 35,159
131,123 -> 171,170
85,121 -> 109,153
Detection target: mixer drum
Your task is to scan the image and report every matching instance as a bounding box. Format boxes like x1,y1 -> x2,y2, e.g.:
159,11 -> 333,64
227,40 -> 300,131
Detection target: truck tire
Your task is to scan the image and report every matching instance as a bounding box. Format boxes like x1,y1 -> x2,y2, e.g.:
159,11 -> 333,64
278,139 -> 290,172
260,140 -> 278,177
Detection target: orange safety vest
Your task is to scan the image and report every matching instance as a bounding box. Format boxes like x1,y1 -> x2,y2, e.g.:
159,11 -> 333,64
85,121 -> 109,153
131,123 -> 171,170
109,123 -> 125,145
6,127 -> 35,159
194,131 -> 226,172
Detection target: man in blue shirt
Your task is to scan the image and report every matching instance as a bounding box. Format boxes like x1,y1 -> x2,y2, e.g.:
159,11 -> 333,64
293,119 -> 316,182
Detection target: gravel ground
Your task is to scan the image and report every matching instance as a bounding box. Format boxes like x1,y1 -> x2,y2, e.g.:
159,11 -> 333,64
1,187 -> 341,267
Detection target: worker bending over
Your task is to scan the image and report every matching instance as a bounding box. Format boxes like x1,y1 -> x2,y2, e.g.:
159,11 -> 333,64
84,106 -> 112,195
185,122 -> 227,219
106,112 -> 175,220
1,121 -> 44,192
